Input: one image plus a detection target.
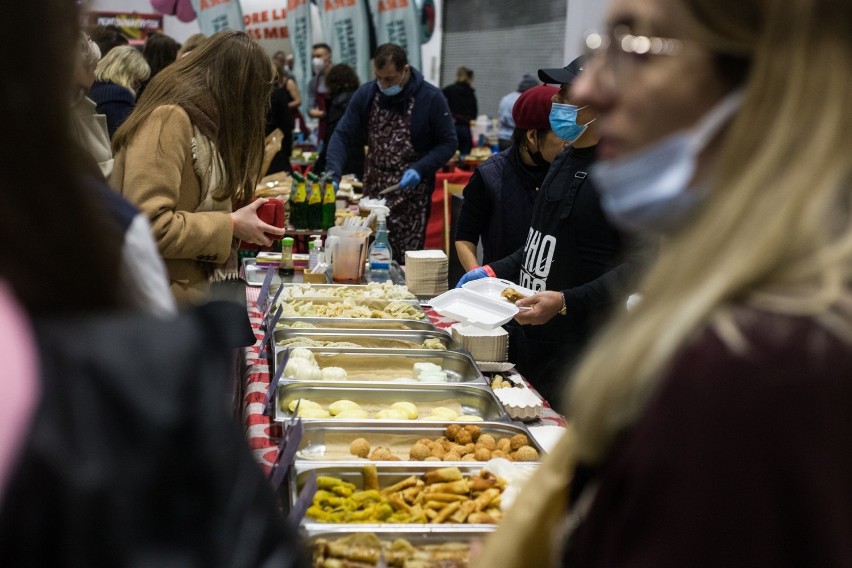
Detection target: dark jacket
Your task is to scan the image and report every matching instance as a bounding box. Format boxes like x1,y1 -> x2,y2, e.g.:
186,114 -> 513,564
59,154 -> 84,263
265,82 -> 295,175
442,81 -> 478,125
565,309 -> 852,567
455,146 -> 549,265
314,89 -> 364,178
325,67 -> 457,184
489,145 -> 653,402
89,80 -> 136,138
0,302 -> 305,567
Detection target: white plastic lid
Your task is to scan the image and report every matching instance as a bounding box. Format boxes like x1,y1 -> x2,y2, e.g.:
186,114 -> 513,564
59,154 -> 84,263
461,278 -> 536,302
429,288 -> 518,329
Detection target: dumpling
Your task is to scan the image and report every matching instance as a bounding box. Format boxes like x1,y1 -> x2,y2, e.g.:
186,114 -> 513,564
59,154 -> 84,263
375,408 -> 409,420
320,366 -> 348,381
290,347 -> 316,363
390,401 -> 419,419
283,357 -> 314,380
287,398 -> 322,412
430,407 -> 459,420
329,400 -> 361,415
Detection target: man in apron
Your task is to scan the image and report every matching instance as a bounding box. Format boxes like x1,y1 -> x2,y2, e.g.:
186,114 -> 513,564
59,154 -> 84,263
325,43 -> 458,261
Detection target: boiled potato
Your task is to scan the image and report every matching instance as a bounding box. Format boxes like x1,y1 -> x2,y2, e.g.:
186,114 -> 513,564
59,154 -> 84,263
288,398 -> 322,412
329,400 -> 361,415
430,407 -> 459,420
334,408 -> 370,419
390,401 -> 419,419
375,408 -> 409,420
455,415 -> 484,422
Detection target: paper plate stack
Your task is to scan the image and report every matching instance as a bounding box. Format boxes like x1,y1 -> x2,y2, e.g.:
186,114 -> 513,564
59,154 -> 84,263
490,374 -> 543,422
404,250 -> 448,296
450,323 -> 509,362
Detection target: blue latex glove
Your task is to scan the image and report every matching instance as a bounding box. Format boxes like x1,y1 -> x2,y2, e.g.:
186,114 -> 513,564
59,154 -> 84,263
399,168 -> 421,189
455,265 -> 494,288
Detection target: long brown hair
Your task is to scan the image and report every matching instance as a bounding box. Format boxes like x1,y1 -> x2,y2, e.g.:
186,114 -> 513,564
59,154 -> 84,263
568,0 -> 852,464
0,0 -> 123,316
114,30 -> 273,203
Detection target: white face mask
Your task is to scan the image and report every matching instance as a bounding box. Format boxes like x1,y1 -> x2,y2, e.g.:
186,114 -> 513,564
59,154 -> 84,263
312,57 -> 325,74
591,90 -> 744,236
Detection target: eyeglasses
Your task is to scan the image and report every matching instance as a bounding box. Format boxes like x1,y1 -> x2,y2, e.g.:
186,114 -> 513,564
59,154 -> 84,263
583,26 -> 685,88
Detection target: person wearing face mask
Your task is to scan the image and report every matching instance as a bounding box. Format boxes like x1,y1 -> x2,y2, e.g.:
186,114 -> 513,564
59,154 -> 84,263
325,43 -> 457,261
455,85 -> 560,271
456,57 -> 653,407
307,43 -> 332,143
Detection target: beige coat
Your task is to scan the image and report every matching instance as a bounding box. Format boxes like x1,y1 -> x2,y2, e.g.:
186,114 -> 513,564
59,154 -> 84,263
112,105 -> 233,305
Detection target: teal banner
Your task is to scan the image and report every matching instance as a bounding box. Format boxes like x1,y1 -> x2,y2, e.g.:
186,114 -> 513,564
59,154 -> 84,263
369,0 -> 421,70
190,0 -> 245,34
286,0 -> 313,117
318,0 -> 372,84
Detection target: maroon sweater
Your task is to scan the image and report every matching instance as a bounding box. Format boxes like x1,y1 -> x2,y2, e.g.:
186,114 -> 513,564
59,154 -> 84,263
564,308 -> 852,567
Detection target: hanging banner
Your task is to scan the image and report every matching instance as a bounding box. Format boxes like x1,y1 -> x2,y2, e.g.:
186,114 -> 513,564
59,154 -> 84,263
190,0 -> 246,35
368,0 -> 421,70
88,12 -> 163,46
318,0 -> 372,84
241,0 -> 291,55
286,0 -> 313,116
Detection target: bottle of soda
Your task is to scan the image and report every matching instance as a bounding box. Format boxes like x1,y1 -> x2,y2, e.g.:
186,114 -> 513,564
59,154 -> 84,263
291,173 -> 307,229
307,173 -> 322,230
321,177 -> 336,230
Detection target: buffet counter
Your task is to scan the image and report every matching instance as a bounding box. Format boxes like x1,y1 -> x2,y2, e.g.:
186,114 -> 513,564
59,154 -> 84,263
240,286 -> 566,474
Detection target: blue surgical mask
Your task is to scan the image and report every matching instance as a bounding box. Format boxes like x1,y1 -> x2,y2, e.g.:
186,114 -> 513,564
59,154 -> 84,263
378,69 -> 407,97
591,90 -> 744,236
549,103 -> 595,143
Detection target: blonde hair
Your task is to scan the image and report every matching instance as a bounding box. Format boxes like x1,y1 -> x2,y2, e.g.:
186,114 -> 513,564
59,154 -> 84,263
568,0 -> 852,464
94,45 -> 150,95
177,33 -> 207,58
113,31 -> 274,204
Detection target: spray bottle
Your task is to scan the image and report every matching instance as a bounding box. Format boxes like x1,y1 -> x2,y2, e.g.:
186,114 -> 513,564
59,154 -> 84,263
367,206 -> 392,281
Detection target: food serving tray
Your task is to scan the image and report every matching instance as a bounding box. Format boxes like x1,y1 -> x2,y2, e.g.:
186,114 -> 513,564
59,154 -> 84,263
276,316 -> 438,332
272,347 -> 485,385
276,297 -> 428,321
292,463 -> 517,528
274,382 -> 507,423
273,282 -> 417,302
273,328 -> 462,352
293,420 -> 544,464
304,528 -> 494,552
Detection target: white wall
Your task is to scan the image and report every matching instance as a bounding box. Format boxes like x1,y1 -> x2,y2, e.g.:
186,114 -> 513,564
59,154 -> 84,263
563,0 -> 608,64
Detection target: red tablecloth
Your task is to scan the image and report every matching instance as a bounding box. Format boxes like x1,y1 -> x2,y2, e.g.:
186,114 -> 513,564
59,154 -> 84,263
424,168 -> 474,250
241,287 -> 565,473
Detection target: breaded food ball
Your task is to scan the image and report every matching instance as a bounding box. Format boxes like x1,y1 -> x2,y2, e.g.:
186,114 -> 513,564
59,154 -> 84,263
454,430 -> 473,445
477,434 -> 497,450
349,437 -> 370,458
463,425 -> 482,441
491,450 -> 509,460
454,444 -> 470,456
424,456 -> 442,462
514,445 -> 540,461
445,424 -> 462,440
474,447 -> 492,461
444,452 -> 462,462
496,438 -> 512,453
370,447 -> 394,461
465,443 -> 476,454
430,444 -> 446,458
510,434 -> 529,451
409,443 -> 431,461
387,455 -> 401,461
417,438 -> 433,446
461,453 -> 477,461
440,438 -> 455,452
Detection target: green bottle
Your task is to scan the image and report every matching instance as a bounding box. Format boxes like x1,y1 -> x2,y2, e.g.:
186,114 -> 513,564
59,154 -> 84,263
307,173 -> 322,230
321,177 -> 336,230
291,173 -> 307,229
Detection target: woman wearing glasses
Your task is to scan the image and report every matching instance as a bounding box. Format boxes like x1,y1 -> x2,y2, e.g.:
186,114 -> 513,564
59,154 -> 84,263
474,0 -> 852,565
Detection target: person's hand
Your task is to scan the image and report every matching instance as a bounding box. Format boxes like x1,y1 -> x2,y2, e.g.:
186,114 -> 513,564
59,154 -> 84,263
513,291 -> 563,325
455,265 -> 495,288
399,168 -> 421,189
230,198 -> 286,247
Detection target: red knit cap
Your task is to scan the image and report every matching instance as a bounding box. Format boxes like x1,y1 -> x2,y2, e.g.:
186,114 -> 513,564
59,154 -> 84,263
512,85 -> 559,130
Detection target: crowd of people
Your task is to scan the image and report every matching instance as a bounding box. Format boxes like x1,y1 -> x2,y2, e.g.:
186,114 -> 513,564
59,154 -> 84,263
2,0 -> 852,564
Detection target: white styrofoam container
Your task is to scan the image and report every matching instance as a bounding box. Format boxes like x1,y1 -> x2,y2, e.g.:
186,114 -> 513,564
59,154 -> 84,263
429,288 -> 518,329
461,278 -> 536,303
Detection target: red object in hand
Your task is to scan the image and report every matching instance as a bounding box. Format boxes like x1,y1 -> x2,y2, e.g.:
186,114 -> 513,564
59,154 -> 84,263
241,199 -> 284,251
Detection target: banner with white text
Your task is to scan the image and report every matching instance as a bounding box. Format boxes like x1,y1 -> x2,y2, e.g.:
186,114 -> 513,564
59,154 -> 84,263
190,0 -> 245,35
286,0 -> 313,116
368,0 -> 421,70
318,0 -> 372,84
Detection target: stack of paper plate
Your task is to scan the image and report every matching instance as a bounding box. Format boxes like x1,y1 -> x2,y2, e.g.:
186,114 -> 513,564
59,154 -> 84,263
404,250 -> 448,296
493,383 -> 543,422
450,323 -> 509,362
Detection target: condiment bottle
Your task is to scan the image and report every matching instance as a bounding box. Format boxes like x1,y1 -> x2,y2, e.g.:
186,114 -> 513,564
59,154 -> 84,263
279,237 -> 294,276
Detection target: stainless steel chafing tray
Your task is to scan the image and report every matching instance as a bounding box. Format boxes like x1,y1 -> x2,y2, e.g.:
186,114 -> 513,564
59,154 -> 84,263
276,317 -> 439,332
272,282 -> 418,302
275,382 -> 507,423
272,347 -> 485,384
275,298 -> 427,320
293,420 -> 544,463
304,528 -> 493,562
273,328 -> 462,351
292,463 -> 523,527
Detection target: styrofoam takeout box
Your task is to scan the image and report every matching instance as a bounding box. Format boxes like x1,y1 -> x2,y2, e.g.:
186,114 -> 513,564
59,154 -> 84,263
461,278 -> 535,302
429,288 -> 518,329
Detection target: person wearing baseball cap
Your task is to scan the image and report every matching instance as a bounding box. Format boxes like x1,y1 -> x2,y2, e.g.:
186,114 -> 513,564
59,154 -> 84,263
455,85 -> 561,271
456,56 -> 653,406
